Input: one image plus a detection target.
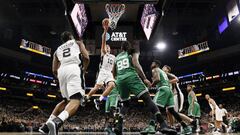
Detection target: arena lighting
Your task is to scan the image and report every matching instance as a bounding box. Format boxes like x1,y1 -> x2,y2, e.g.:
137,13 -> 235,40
25,71 -> 53,80
26,93 -> 33,97
178,72 -> 204,79
222,87 -> 236,91
213,75 -> 220,78
32,106 -> 39,109
156,42 -> 166,51
138,100 -> 144,103
50,83 -> 57,86
195,93 -> 202,97
9,75 -> 20,80
0,87 -> 7,91
47,94 -> 56,98
234,71 -> 239,75
206,76 -> 212,80
228,72 -> 234,76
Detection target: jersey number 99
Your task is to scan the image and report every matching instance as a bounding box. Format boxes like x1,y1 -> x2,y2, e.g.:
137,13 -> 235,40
117,58 -> 129,70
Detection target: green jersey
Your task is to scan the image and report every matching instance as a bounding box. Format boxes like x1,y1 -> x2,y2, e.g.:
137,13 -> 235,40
188,91 -> 198,105
115,51 -> 138,80
156,68 -> 170,88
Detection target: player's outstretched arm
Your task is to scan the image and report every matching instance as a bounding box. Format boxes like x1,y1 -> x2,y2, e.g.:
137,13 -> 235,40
52,51 -> 60,78
77,40 -> 90,73
112,63 -> 116,78
151,68 -> 160,87
190,91 -> 195,110
101,27 -> 108,56
132,53 -> 151,87
167,73 -> 179,84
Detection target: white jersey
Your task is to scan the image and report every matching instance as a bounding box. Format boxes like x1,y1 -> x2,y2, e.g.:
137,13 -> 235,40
56,39 -> 81,67
99,53 -> 115,71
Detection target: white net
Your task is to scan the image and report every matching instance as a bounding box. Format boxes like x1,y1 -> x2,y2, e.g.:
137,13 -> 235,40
105,4 -> 125,30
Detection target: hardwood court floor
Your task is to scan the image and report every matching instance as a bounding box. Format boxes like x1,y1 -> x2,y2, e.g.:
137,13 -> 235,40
0,132 -> 240,135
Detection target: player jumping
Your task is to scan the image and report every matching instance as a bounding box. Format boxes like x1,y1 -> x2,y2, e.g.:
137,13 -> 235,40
83,18 -> 116,110
38,31 -> 90,135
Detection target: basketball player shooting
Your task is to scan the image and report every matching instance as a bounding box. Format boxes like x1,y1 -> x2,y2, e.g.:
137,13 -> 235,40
83,18 -> 116,110
39,31 -> 90,135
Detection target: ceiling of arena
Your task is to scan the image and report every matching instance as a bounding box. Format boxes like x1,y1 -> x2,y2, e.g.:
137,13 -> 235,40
1,0 -> 238,72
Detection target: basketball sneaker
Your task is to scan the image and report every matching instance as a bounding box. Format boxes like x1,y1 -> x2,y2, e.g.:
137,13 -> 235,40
105,126 -> 116,135
140,120 -> 156,134
46,117 -> 63,135
113,115 -> 123,135
94,99 -> 101,110
181,126 -> 192,135
39,124 -> 49,134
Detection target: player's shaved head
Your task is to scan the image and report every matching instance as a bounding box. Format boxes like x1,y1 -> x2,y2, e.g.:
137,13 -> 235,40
153,60 -> 161,67
61,31 -> 73,43
151,59 -> 161,69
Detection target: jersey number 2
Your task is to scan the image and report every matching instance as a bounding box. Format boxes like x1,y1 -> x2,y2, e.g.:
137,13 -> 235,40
63,48 -> 71,57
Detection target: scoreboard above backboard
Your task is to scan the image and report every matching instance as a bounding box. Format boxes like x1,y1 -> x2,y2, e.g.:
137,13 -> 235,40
73,0 -> 159,4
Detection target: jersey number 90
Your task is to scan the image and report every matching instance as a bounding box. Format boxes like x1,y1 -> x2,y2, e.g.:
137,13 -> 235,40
117,58 -> 130,70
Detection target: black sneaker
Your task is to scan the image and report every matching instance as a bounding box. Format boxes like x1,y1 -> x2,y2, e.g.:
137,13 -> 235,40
159,126 -> 177,135
46,117 -> 63,135
114,115 -> 123,135
94,99 -> 101,110
39,124 -> 49,134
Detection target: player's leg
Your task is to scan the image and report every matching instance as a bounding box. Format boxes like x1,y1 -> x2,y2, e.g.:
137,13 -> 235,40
114,80 -> 129,135
86,84 -> 102,99
163,88 -> 192,134
39,75 -> 68,134
166,111 -> 174,126
127,76 -> 175,134
39,100 -> 67,134
105,90 -> 119,134
101,81 -> 115,99
84,71 -> 105,102
214,108 -> 223,132
192,102 -> 201,132
94,80 -> 115,110
47,67 -> 84,135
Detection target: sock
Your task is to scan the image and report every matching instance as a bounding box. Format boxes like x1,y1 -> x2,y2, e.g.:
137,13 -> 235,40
58,110 -> 69,122
46,114 -> 56,123
99,95 -> 104,101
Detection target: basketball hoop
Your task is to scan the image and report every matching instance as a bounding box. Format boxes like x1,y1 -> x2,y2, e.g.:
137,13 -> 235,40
105,4 -> 125,30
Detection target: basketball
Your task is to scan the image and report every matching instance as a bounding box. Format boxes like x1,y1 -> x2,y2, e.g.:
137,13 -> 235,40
102,18 -> 110,28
